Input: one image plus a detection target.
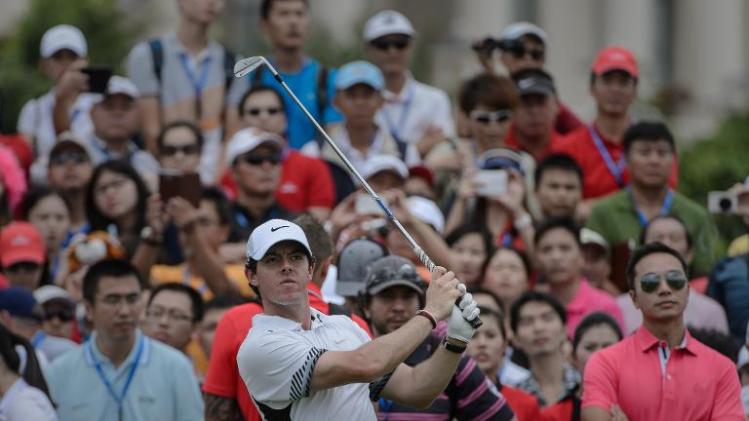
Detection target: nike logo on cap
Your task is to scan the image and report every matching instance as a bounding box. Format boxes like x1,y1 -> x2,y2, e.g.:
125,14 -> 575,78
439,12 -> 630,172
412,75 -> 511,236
270,225 -> 289,232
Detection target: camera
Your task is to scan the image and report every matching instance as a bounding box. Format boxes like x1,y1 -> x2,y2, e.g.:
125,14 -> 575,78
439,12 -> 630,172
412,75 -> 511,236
472,37 -> 500,53
708,191 -> 738,214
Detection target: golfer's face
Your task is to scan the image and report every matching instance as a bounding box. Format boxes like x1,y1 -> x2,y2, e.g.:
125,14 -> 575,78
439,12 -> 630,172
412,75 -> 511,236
254,241 -> 313,306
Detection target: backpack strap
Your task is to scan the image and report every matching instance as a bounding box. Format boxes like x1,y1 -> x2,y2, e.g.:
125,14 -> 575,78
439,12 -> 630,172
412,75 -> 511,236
327,303 -> 351,317
148,39 -> 164,86
222,47 -> 235,92
316,64 -> 328,120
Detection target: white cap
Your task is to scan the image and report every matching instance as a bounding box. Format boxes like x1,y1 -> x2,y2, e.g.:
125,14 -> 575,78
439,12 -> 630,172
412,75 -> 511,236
105,76 -> 139,99
407,196 -> 445,234
246,219 -> 312,261
363,10 -> 416,42
580,227 -> 610,251
499,21 -> 548,46
33,285 -> 73,305
225,128 -> 283,165
40,25 -> 88,58
362,155 -> 408,180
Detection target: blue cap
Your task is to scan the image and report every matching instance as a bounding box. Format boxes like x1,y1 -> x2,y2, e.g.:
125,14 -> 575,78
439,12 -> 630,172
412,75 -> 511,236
335,61 -> 384,91
0,287 -> 41,321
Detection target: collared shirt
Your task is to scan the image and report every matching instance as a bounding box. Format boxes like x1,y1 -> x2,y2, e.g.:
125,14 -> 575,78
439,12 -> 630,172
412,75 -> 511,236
617,288 -> 730,335
516,363 -> 580,407
582,326 -> 744,420
320,123 -> 420,174
586,188 -> 722,277
237,308 -> 376,420
46,330 -> 203,421
85,135 -> 161,181
30,331 -> 79,363
0,378 -> 57,421
377,73 -> 455,145
565,279 -> 626,338
553,124 -> 679,199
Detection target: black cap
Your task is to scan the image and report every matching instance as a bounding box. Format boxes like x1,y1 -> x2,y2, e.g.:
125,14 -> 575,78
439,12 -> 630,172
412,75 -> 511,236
513,69 -> 556,97
364,256 -> 425,296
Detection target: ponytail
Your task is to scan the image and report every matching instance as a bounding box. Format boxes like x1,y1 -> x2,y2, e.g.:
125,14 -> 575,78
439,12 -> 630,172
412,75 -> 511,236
0,325 -> 52,403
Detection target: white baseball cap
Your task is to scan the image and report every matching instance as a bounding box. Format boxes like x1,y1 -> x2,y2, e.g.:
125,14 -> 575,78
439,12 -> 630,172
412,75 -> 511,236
407,196 -> 445,234
105,76 -> 139,98
499,22 -> 548,46
40,25 -> 88,59
362,155 -> 408,180
225,128 -> 283,165
33,285 -> 74,305
246,219 -> 313,261
363,10 -> 416,42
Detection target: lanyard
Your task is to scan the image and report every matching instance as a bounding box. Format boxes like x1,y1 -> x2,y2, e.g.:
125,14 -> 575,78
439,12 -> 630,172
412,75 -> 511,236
86,336 -> 144,421
629,188 -> 674,227
588,125 -> 626,187
178,53 -> 212,118
378,398 -> 394,420
500,232 -> 513,248
382,84 -> 414,143
31,331 -> 45,348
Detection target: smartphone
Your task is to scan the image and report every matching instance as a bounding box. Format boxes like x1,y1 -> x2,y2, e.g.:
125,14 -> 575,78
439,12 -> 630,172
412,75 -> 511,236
81,66 -> 113,94
159,172 -> 201,208
474,170 -> 508,198
707,191 -> 737,214
355,194 -> 386,216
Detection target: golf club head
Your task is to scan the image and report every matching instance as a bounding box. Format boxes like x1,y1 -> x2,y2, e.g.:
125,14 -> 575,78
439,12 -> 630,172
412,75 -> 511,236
233,56 -> 266,78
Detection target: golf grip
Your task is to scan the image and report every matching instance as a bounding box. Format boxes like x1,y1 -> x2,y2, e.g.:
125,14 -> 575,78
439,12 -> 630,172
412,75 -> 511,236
268,69 -> 481,329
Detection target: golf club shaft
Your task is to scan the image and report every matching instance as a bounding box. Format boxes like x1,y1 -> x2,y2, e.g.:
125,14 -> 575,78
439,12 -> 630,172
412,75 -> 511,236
263,63 -> 481,328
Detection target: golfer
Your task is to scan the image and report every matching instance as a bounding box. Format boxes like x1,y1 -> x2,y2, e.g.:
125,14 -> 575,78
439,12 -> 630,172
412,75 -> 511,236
237,219 -> 481,419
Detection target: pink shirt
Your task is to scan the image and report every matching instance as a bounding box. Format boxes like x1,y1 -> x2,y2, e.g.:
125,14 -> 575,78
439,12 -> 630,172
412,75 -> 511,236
566,279 -> 625,338
582,327 -> 744,420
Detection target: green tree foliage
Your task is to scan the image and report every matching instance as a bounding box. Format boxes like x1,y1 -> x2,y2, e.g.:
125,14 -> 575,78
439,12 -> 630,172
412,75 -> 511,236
0,0 -> 137,133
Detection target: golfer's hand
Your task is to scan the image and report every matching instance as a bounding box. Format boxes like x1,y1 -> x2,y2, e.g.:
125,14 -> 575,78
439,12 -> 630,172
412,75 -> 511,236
446,291 -> 480,344
423,266 -> 462,321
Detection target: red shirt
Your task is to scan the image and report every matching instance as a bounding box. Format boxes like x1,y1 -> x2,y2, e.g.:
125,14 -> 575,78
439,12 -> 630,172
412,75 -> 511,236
500,383 -> 542,421
540,397 -> 579,421
565,279 -> 625,339
555,102 -> 584,135
220,150 -> 335,212
504,124 -> 563,161
202,283 -> 371,421
553,124 -> 678,199
582,327 -> 744,420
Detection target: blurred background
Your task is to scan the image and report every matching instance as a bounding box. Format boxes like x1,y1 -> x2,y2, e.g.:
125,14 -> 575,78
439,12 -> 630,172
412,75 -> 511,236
1,0 -> 748,239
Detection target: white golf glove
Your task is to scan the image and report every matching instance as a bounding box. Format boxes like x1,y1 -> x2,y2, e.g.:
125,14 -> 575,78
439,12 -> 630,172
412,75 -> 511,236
446,287 -> 480,344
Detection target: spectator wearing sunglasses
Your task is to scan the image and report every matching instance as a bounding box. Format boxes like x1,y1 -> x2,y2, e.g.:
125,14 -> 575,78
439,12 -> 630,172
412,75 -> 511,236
616,215 -> 729,335
156,121 -> 203,177
582,243 -> 744,420
32,286 -> 80,361
363,10 -> 455,159
225,128 -> 294,243
46,135 -> 93,234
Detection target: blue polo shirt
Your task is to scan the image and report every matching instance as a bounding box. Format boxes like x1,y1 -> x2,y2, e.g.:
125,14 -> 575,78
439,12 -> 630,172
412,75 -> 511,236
245,58 -> 342,150
46,330 -> 203,421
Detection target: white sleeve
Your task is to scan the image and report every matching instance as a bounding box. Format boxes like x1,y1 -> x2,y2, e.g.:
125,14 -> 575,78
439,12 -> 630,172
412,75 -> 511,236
433,90 -> 455,137
7,389 -> 58,421
237,332 -> 327,409
17,99 -> 37,137
126,42 -> 159,97
404,144 -> 421,166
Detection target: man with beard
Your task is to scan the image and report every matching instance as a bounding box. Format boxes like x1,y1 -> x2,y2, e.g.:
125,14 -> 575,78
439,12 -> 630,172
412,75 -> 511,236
360,255 -> 515,420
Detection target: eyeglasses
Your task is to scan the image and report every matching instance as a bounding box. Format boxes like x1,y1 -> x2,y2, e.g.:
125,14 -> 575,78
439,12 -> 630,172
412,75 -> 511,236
50,151 -> 88,166
470,110 -> 513,125
43,306 -> 74,322
147,306 -> 193,323
238,153 -> 281,166
639,270 -> 687,294
160,144 -> 200,157
370,37 -> 410,51
5,262 -> 41,273
94,177 -> 130,195
245,107 -> 282,117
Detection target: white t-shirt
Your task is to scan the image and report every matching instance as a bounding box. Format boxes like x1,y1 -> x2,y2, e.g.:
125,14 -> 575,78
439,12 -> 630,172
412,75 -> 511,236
237,308 -> 378,420
377,75 -> 455,145
0,378 -> 57,421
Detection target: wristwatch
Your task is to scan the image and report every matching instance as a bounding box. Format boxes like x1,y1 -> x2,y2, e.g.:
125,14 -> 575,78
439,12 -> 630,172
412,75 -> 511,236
140,226 -> 162,246
442,337 -> 467,354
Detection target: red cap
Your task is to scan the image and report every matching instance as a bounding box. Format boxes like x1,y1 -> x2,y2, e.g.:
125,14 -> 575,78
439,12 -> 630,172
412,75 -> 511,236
408,165 -> 434,188
592,46 -> 638,77
0,222 -> 45,268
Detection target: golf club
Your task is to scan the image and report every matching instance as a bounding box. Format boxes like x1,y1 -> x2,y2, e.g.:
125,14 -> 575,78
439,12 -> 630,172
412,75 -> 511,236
234,56 -> 481,328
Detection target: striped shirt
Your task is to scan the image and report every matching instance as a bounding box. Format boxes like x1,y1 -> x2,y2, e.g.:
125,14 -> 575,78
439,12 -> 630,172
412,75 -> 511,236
376,335 -> 515,421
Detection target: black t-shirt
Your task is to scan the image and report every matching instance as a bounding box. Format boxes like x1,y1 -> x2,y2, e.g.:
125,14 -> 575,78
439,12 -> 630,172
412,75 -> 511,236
229,202 -> 296,242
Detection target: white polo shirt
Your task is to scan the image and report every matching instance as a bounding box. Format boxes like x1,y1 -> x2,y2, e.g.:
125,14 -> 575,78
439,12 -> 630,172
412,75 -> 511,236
377,74 -> 455,145
237,308 -> 377,420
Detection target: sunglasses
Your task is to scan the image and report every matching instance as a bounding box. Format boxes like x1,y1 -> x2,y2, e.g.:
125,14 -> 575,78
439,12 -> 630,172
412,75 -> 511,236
160,144 -> 200,157
510,46 -> 545,61
50,151 -> 88,166
245,107 -> 282,117
639,270 -> 687,294
470,110 -> 513,125
239,153 -> 281,166
43,306 -> 74,322
5,262 -> 41,273
371,38 -> 410,51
